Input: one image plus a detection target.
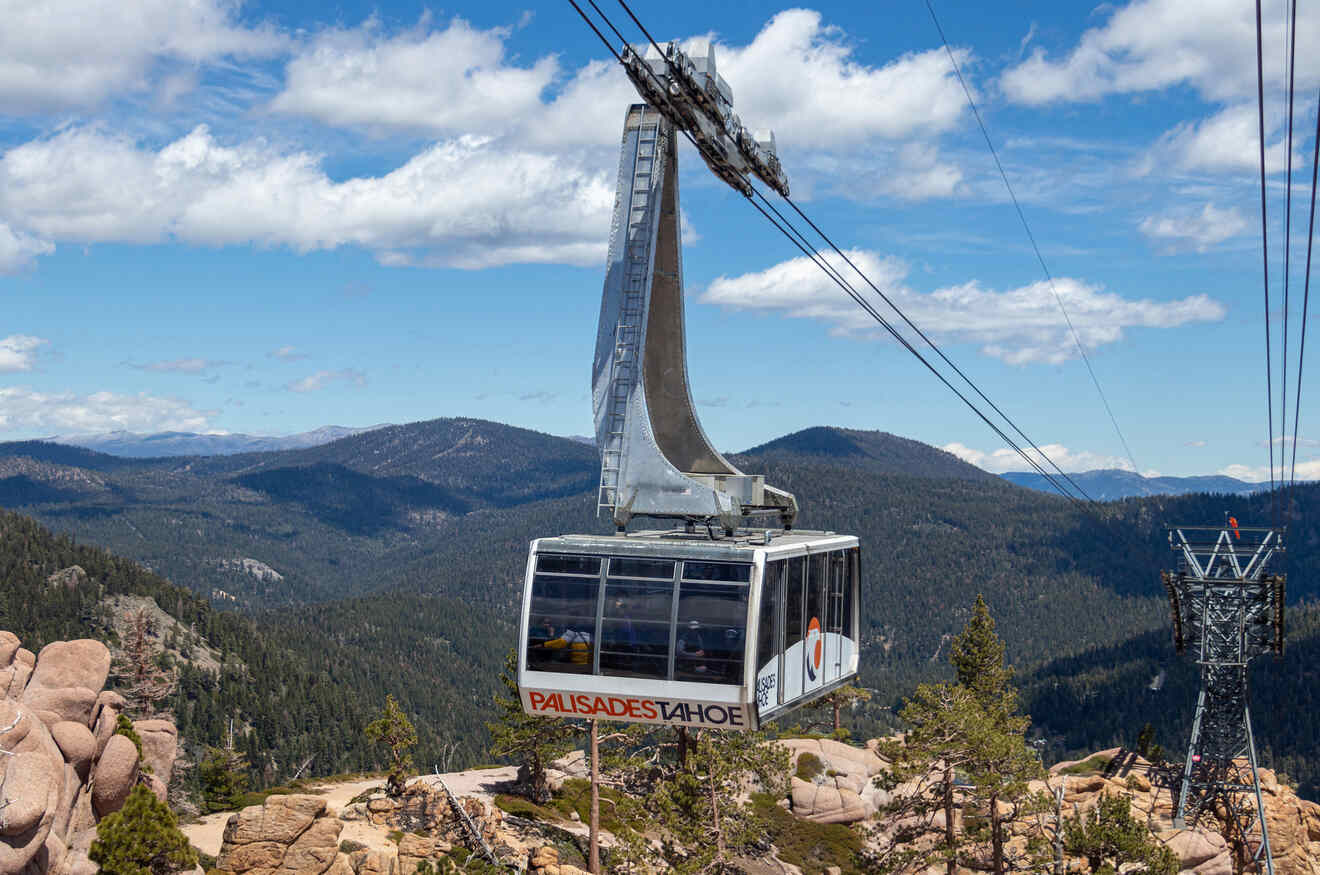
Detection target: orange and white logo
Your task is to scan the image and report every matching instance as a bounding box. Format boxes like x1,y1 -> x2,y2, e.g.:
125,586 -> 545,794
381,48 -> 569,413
806,617 -> 823,681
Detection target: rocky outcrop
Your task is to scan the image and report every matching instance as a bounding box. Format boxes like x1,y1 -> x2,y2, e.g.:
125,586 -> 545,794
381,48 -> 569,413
216,796 -> 343,874
777,737 -> 890,824
0,630 -> 182,875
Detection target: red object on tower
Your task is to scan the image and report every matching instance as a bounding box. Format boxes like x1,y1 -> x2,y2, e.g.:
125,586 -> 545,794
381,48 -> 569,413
1228,516 -> 1241,540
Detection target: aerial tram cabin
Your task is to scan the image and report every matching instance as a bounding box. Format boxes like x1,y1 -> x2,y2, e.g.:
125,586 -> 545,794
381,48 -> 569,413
516,43 -> 863,731
518,529 -> 860,730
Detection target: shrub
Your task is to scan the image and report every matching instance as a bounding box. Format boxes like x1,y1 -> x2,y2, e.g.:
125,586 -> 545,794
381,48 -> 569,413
89,785 -> 199,875
796,752 -> 824,782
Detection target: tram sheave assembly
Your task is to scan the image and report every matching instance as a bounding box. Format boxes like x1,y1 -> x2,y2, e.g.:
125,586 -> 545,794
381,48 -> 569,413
517,40 -> 862,730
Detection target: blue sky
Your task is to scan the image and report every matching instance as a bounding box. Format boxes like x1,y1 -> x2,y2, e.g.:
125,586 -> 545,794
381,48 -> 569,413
1,0 -> 1317,482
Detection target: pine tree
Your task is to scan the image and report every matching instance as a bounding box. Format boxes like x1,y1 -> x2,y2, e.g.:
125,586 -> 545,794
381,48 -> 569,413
486,651 -> 581,803
365,694 -> 418,796
949,594 -> 1012,712
620,728 -> 790,873
1063,793 -> 1179,875
199,745 -> 250,813
89,784 -> 198,875
804,684 -> 872,737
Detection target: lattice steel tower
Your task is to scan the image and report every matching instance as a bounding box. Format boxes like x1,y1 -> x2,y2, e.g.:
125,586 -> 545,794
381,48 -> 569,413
1162,524 -> 1285,874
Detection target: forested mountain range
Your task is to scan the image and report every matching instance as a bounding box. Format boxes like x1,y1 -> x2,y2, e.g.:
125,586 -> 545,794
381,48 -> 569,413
52,425 -> 389,458
1003,467 -> 1265,499
1,416 -> 1316,793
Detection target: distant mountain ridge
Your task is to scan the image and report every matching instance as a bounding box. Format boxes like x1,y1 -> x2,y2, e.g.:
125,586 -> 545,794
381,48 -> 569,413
739,426 -> 996,481
52,425 -> 391,458
1002,467 -> 1265,500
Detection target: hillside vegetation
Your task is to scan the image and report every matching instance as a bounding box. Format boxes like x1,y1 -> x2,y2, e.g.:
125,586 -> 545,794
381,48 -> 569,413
2,418 -> 1317,793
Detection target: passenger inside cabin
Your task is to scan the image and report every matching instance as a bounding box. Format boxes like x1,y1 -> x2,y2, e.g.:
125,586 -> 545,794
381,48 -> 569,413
677,619 -> 709,674
545,626 -> 593,665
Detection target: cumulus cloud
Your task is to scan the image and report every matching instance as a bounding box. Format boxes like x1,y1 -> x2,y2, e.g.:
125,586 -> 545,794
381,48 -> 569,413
0,0 -> 284,113
943,441 -> 1134,474
1139,203 -> 1248,252
0,335 -> 46,373
128,357 -> 226,374
270,10 -> 969,153
286,369 -> 367,392
0,386 -> 214,434
999,0 -> 1317,106
269,15 -> 556,137
1139,104 -> 1292,176
0,125 -> 614,269
702,249 -> 1225,364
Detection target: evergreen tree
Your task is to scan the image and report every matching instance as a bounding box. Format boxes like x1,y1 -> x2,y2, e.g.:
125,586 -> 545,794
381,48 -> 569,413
199,745 -> 250,813
1063,793 -> 1179,875
365,694 -> 418,796
805,684 -> 872,737
619,728 -> 790,873
486,651 -> 581,803
89,784 -> 198,875
949,594 -> 1012,712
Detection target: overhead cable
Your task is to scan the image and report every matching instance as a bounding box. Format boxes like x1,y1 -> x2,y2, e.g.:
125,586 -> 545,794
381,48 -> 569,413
1291,86 -> 1318,488
923,0 -> 1141,479
1281,0 -> 1298,513
1255,0 -> 1279,514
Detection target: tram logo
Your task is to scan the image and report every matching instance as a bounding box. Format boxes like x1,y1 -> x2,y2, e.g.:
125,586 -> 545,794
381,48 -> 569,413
806,617 -> 823,681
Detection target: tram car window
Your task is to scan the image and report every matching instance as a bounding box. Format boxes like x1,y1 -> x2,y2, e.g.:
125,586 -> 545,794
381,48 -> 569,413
518,530 -> 860,731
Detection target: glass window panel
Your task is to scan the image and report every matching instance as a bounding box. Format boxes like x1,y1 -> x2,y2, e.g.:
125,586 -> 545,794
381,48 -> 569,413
599,578 -> 673,679
675,581 -> 747,683
756,562 -> 780,674
828,552 -> 846,634
844,547 -> 858,640
682,562 -> 752,583
608,557 -> 675,579
785,557 -> 804,654
536,554 -> 601,576
525,573 -> 599,674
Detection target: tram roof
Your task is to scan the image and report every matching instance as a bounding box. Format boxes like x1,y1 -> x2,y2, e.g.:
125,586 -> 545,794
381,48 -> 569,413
533,528 -> 856,562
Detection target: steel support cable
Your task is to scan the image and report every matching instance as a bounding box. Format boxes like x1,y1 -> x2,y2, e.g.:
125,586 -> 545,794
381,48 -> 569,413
569,0 -> 1095,506
924,0 -> 1141,479
743,193 -> 1092,508
1256,0 -> 1279,520
760,191 -> 1097,504
1290,87 -> 1319,489
1281,0 -> 1298,518
776,194 -> 1096,504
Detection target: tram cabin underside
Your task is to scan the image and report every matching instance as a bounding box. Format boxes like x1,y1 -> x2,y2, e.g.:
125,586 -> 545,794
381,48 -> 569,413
517,529 -> 860,731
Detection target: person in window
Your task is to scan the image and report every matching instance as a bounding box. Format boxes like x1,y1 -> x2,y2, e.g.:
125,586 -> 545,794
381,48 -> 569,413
545,626 -> 593,665
678,619 -> 709,675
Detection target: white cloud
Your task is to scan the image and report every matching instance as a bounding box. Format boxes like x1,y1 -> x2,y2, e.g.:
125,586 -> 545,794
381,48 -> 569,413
286,369 -> 367,392
270,10 -> 969,153
702,249 -> 1226,364
0,0 -> 284,113
999,0 -> 1317,106
0,125 -> 614,269
0,386 -> 214,434
1217,461 -> 1320,482
1139,104 -> 1292,176
0,223 -> 54,272
269,16 -> 556,138
1139,203 -> 1248,252
942,441 -> 1134,474
128,357 -> 224,374
0,335 -> 46,373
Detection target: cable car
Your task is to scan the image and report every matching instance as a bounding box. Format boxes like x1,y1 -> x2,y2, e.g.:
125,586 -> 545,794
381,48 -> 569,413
518,529 -> 860,730
515,45 -> 863,730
